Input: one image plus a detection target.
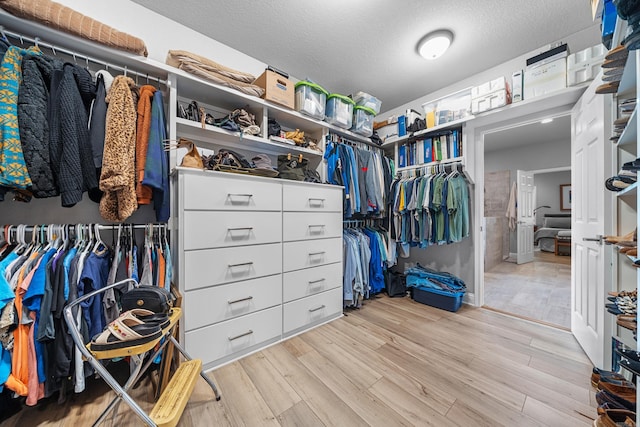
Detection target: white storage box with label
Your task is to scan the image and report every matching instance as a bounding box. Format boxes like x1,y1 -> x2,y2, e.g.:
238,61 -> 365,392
567,44 -> 606,86
325,94 -> 355,129
295,81 -> 329,120
471,77 -> 511,114
524,58 -> 567,100
351,106 -> 376,137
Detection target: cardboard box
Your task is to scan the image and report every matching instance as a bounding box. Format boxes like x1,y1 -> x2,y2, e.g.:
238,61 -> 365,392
254,70 -> 294,109
524,58 -> 567,100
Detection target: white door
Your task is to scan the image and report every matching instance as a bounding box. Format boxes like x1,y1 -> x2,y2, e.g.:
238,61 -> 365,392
516,170 -> 535,264
571,77 -> 612,369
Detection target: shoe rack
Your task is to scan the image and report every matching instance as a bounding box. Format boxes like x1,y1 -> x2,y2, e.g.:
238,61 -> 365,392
610,45 -> 638,351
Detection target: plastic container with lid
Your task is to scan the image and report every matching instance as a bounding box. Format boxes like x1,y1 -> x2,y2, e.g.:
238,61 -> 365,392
351,105 -> 376,137
353,91 -> 382,114
294,81 -> 329,120
325,94 -> 355,129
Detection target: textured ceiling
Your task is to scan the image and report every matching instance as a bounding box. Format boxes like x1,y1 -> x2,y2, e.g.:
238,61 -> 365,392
131,0 -> 598,113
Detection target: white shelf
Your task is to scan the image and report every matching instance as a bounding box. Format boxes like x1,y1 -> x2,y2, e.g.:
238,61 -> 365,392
618,51 -> 637,97
616,108 -> 638,151
616,182 -> 638,197
382,117 -> 471,147
175,118 -> 323,158
397,156 -> 464,172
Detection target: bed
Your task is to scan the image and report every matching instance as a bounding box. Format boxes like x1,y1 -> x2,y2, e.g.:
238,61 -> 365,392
534,214 -> 571,253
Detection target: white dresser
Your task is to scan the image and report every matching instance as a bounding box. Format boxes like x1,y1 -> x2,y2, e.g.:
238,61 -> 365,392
175,168 -> 343,370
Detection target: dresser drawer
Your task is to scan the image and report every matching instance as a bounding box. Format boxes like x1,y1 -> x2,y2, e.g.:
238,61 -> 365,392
185,306 -> 282,368
184,243 -> 282,290
282,212 -> 342,242
183,211 -> 282,250
283,262 -> 342,303
183,274 -> 282,331
282,184 -> 342,212
283,238 -> 342,272
183,173 -> 281,211
283,287 -> 343,334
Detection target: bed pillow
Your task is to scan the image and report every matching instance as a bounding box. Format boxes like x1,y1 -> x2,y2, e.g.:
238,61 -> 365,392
543,217 -> 571,229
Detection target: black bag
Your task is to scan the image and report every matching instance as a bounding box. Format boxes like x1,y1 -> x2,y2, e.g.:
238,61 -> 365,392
121,286 -> 173,314
277,155 -> 308,181
385,270 -> 407,297
268,118 -> 281,137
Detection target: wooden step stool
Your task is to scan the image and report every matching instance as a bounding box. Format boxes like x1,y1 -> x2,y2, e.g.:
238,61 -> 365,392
64,279 -> 221,426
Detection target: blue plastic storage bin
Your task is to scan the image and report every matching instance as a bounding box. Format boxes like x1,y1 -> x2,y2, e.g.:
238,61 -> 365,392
325,93 -> 355,129
351,105 -> 376,137
410,287 -> 464,312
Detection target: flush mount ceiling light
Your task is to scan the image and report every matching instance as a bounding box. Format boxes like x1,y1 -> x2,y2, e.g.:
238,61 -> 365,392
540,118 -> 554,124
417,30 -> 454,60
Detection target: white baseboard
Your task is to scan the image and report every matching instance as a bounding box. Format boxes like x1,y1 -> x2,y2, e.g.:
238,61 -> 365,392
463,292 -> 475,306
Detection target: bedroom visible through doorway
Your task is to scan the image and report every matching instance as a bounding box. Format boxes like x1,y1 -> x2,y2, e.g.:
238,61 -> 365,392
483,115 -> 572,329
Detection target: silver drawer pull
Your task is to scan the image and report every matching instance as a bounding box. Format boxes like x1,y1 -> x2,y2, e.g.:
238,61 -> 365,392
308,305 -> 326,313
309,278 -> 326,285
308,224 -> 326,232
228,296 -> 254,304
309,251 -> 325,257
308,198 -> 325,206
228,330 -> 254,341
228,262 -> 254,268
228,193 -> 253,204
228,227 -> 253,232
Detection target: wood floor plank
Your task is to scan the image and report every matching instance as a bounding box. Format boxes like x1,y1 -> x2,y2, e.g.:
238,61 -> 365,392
239,352 -> 302,417
297,349 -> 414,426
368,376 -> 459,427
522,396 -> 593,426
528,352 -> 594,387
1,299 -> 598,427
468,356 -> 595,420
377,341 -> 527,413
281,335 -> 315,358
299,328 -> 383,390
445,398 -> 542,427
212,361 -> 280,426
312,324 -> 456,415
276,401 -> 325,427
262,344 -> 369,427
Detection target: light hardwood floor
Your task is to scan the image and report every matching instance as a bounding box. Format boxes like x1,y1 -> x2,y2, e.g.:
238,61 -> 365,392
484,250 -> 571,329
1,296 -> 596,427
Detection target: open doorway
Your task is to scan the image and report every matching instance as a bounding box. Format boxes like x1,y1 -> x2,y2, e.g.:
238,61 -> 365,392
482,115 -> 572,329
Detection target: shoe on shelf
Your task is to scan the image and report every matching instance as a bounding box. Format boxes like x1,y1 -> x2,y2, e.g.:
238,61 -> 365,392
605,228 -> 637,244
596,81 -> 621,94
591,367 -> 628,388
593,409 -> 636,427
606,44 -> 630,61
619,348 -> 640,363
595,389 -> 636,412
609,289 -> 638,298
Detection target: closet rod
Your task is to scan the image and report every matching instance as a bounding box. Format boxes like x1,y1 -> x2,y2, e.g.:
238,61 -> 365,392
0,26 -> 167,86
4,223 -> 168,232
398,158 -> 464,172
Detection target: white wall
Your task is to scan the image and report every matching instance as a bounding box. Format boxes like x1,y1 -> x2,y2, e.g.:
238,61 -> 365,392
53,0 -> 269,78
484,138 -> 570,252
485,139 -> 571,175
534,170 -> 572,225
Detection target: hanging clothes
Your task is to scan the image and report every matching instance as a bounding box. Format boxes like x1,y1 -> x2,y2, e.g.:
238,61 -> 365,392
390,165 -> 471,248
324,136 -> 394,219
